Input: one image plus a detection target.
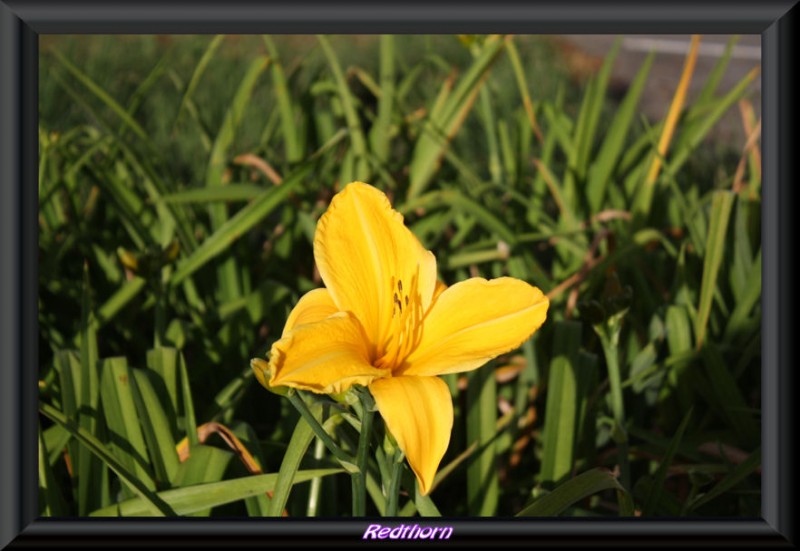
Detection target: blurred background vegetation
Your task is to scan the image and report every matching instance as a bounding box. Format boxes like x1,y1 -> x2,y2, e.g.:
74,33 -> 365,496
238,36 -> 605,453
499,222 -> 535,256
38,34 -> 761,518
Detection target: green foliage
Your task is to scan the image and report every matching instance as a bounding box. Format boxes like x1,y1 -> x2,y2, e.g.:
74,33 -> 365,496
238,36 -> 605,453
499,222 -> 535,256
39,35 -> 760,517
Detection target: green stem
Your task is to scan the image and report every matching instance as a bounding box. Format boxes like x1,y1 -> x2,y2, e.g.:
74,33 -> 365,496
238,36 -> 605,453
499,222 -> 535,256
352,389 -> 374,516
385,451 -> 404,516
287,391 -> 354,468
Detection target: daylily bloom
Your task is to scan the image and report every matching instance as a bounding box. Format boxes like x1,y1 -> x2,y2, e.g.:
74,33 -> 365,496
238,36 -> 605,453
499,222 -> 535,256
260,182 -> 548,495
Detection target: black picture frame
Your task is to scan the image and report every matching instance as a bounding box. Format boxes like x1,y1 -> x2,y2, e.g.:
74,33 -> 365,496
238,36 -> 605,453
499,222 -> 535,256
1,1 -> 797,547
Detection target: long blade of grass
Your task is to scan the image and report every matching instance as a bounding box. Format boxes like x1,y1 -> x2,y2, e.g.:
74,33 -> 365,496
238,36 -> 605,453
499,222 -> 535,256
47,70 -> 201,256
642,408 -> 692,515
158,184 -> 266,204
262,36 -> 303,163
701,343 -> 759,448
505,37 -> 542,142
695,190 -> 735,348
575,38 -> 620,181
268,403 -> 323,516
206,55 -> 270,192
686,447 -> 760,513
399,188 -> 517,246
174,35 -> 225,125
205,55 -> 270,303
171,444 -> 233,516
177,352 -> 199,447
517,468 -> 627,516
666,66 -> 760,182
476,71 -> 502,185
408,35 -> 506,198
586,51 -> 654,211
694,36 -> 738,107
318,35 -> 370,180
369,35 -> 396,164
77,263 -> 103,515
91,467 -> 342,517
170,165 -> 308,287
50,50 -> 151,144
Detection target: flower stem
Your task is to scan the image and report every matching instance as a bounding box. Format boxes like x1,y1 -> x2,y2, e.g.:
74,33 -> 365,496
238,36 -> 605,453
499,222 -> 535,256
385,450 -> 404,516
352,388 -> 374,516
306,437 -> 326,516
287,391 -> 355,469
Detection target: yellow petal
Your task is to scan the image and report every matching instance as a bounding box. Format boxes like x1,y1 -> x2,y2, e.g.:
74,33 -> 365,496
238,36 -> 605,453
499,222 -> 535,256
369,376 -> 452,495
314,182 -> 437,357
269,312 -> 390,394
282,288 -> 339,336
400,277 -> 549,376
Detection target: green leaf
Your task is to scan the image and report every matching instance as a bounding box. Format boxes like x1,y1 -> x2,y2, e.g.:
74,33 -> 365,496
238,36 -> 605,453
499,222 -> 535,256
171,444 -> 233,516
42,423 -> 71,466
726,249 -> 761,341
130,368 -> 180,486
40,403 -> 176,517
540,321 -> 582,486
466,364 -> 498,516
517,468 -> 626,516
146,348 -> 180,423
38,426 -> 67,516
99,358 -> 156,494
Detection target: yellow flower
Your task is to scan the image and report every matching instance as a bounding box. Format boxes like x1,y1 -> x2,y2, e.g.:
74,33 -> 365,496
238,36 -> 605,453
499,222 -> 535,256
264,182 -> 548,495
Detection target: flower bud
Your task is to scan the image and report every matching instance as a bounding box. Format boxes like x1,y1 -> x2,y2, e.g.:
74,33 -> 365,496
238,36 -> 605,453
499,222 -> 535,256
250,357 -> 290,397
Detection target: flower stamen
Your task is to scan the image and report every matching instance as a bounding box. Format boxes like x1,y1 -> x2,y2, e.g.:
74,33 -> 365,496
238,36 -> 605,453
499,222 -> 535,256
375,267 -> 425,371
